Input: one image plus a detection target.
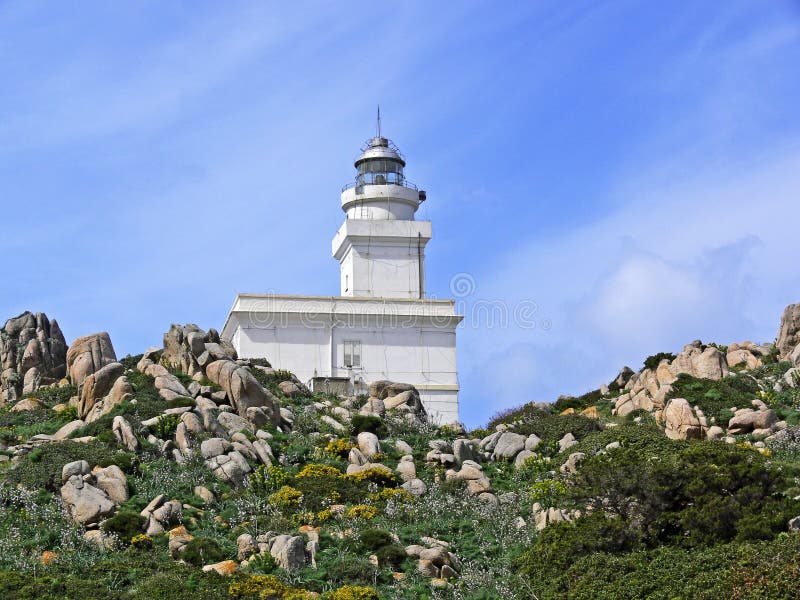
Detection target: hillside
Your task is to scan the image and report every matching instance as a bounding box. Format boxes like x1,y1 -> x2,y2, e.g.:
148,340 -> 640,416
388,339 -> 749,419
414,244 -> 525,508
1,307 -> 800,599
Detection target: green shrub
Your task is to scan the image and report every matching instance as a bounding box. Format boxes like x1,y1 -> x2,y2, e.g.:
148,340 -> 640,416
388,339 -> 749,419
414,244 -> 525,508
511,410 -> 601,443
102,511 -> 146,544
643,352 -> 676,370
351,414 -> 387,437
375,544 -> 406,569
667,373 -> 761,422
182,537 -> 225,567
152,414 -> 180,438
327,585 -> 380,600
4,440 -> 125,492
553,389 -> 603,413
358,528 -> 394,551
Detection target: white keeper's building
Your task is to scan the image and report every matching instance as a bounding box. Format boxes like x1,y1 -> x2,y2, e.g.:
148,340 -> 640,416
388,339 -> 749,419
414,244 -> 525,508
222,130 -> 462,424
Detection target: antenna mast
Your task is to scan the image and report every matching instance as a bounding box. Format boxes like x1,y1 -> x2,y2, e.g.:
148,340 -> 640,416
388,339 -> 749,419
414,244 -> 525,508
376,105 -> 382,138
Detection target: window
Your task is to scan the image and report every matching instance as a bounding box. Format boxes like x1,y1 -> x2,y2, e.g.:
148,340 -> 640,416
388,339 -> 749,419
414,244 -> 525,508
343,340 -> 361,368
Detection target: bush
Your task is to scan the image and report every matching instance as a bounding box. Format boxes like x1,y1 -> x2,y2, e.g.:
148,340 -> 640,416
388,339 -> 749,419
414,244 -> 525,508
4,440 -> 126,492
359,528 -> 394,551
375,544 -> 406,569
182,537 -> 225,567
643,352 -> 676,370
102,511 -> 146,544
565,442 -> 799,548
553,389 -> 603,413
508,409 -> 601,444
351,415 -> 387,437
667,373 -> 761,422
327,585 -> 380,600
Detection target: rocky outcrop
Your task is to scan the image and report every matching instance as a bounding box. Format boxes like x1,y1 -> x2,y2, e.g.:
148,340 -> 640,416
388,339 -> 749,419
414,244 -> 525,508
60,460 -> 127,526
777,303 -> 800,360
205,360 -> 280,424
0,312 -> 67,403
77,362 -> 125,419
66,332 -> 117,387
663,398 -> 704,440
161,324 -> 235,378
727,408 -> 778,435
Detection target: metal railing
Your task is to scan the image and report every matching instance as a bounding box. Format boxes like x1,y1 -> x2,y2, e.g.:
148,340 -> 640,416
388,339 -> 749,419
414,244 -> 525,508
341,179 -> 419,193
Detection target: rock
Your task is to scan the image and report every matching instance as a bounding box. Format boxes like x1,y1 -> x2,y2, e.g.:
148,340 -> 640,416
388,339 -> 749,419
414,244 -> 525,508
726,349 -> 762,370
245,406 -> 271,428
237,533 -> 256,560
514,449 -> 535,468
1,312 -> 67,402
396,457 -> 417,482
777,303 -> 800,359
194,485 -> 215,504
525,434 -> 542,451
252,439 -> 274,466
663,398 -> 704,440
217,411 -> 253,436
201,437 -> 232,459
706,425 -> 725,440
560,452 -> 586,475
727,409 -> 778,435
202,560 -> 238,576
360,396 -> 386,416
181,411 -> 204,435
207,450 -> 251,485
558,433 -> 577,452
492,432 -> 526,461
112,415 -> 139,452
357,431 -> 381,459
417,558 -> 439,577
789,516 -> 800,532
402,478 -> 428,496
83,529 -> 116,549
395,440 -> 414,455
11,397 -> 43,411
205,360 -> 280,424
270,535 -> 307,570
85,375 -> 133,423
453,439 -> 476,464
66,332 -> 117,387
60,476 -> 116,525
168,525 -> 194,558
278,380 -> 304,398
348,447 -> 368,466
93,465 -> 129,504
62,460 -> 90,482
321,415 -> 346,432
53,419 -> 86,440
77,362 -> 125,419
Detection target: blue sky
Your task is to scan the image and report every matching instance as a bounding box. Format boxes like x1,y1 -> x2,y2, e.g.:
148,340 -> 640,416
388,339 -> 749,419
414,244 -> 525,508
2,1 -> 799,427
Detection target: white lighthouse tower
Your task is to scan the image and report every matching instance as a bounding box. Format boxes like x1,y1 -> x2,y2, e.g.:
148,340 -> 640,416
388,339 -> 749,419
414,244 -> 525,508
222,120 -> 463,424
334,122 -> 430,299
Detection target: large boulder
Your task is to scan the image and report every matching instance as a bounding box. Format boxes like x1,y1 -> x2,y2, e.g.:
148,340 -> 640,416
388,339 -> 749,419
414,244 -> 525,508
0,312 -> 67,403
663,398 -> 704,440
727,409 -> 778,435
777,304 -> 800,360
60,475 -> 116,525
669,342 -> 729,382
491,432 -> 526,461
66,332 -> 117,387
77,362 -> 125,419
205,360 -> 280,424
161,324 -> 232,378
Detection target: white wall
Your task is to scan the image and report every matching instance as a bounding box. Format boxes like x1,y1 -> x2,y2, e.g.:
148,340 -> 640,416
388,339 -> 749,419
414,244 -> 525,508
224,296 -> 461,424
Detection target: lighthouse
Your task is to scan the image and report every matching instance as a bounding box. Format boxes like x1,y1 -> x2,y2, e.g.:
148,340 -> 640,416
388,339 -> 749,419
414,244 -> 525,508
333,130 -> 430,299
222,122 -> 463,424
